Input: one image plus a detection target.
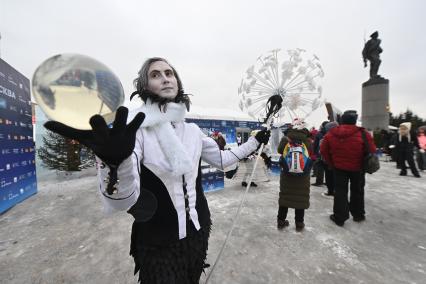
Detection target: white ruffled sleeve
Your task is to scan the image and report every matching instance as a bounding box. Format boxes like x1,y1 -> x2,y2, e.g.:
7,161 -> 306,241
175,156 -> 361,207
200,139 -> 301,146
200,130 -> 260,169
96,130 -> 142,214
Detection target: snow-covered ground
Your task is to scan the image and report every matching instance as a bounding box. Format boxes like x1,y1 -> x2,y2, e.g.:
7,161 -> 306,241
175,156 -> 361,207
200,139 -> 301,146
0,159 -> 425,284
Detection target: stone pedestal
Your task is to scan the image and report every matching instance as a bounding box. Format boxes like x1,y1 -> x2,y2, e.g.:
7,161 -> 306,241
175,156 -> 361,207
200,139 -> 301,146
361,78 -> 389,130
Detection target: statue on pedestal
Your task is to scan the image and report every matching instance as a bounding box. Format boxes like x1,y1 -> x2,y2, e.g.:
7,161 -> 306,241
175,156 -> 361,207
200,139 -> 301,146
361,31 -> 389,131
362,31 -> 383,80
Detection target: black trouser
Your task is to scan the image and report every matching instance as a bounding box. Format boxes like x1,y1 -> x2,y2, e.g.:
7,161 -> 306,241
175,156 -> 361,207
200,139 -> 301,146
398,150 -> 419,175
333,169 -> 365,223
324,165 -> 334,194
314,160 -> 325,184
278,206 -> 305,222
417,151 -> 426,171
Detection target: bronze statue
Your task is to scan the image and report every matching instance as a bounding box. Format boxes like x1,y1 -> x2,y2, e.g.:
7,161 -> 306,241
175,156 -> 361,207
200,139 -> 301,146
362,31 -> 383,79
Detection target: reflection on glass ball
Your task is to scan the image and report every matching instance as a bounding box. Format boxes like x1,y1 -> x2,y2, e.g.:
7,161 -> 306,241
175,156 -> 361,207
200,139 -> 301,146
32,53 -> 124,129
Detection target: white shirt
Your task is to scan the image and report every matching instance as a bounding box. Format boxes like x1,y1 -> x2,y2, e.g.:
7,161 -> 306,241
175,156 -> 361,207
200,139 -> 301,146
97,121 -> 259,239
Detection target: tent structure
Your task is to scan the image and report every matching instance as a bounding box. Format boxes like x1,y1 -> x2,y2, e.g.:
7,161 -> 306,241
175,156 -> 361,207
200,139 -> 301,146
187,105 -> 258,122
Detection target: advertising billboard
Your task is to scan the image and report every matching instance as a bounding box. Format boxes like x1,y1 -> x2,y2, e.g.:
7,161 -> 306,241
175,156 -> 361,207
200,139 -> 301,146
0,59 -> 37,214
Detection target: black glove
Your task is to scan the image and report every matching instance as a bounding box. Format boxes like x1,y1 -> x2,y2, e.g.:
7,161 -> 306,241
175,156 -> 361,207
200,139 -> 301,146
255,129 -> 271,145
44,106 -> 145,166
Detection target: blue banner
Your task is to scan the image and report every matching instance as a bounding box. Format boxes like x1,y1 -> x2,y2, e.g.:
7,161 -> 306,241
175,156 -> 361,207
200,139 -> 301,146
186,118 -> 261,192
269,161 -> 281,176
200,165 -> 224,192
0,59 -> 37,214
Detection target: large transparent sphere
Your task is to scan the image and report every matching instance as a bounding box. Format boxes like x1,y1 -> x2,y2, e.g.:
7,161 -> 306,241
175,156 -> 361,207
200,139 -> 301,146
32,54 -> 124,129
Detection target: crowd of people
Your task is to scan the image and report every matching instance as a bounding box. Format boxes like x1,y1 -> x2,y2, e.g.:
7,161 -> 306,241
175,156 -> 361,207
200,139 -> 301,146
275,110 -> 376,229
275,110 -> 424,230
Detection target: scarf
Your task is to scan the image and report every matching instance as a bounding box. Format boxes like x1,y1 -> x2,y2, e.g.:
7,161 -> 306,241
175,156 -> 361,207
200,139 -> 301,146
128,99 -> 193,176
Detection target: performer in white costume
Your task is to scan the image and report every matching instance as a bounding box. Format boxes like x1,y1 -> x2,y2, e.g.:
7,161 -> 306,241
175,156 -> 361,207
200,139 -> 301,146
45,57 -> 270,283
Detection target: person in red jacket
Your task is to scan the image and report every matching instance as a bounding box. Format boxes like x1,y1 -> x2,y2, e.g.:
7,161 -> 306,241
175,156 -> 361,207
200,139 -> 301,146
320,110 -> 376,226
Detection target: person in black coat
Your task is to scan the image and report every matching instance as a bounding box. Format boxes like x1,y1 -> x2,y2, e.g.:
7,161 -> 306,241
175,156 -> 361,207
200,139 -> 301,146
390,122 -> 421,177
311,121 -> 328,185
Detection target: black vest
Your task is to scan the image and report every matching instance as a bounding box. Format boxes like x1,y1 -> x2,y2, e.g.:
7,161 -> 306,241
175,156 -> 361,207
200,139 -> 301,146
129,160 -> 211,247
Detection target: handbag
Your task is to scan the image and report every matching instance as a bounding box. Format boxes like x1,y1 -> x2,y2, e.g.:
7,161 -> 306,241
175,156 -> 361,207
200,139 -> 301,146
360,130 -> 380,174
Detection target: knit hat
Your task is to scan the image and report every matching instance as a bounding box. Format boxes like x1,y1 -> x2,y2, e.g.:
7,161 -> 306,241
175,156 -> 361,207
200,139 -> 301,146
325,121 -> 339,132
341,110 -> 358,125
292,118 -> 305,130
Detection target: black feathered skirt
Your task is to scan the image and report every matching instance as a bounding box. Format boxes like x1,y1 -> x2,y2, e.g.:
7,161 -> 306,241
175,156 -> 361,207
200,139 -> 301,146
130,221 -> 211,283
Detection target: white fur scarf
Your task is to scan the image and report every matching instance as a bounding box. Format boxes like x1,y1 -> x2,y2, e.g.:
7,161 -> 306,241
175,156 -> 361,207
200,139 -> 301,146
128,100 -> 193,176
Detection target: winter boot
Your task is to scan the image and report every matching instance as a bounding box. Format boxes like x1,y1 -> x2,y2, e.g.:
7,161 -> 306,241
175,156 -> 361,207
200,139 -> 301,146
295,222 -> 305,232
322,192 -> 334,198
277,218 -> 289,230
330,214 -> 344,226
353,215 -> 366,222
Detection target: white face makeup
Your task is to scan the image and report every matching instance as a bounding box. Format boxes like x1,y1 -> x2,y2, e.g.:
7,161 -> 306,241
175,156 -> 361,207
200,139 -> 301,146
147,61 -> 178,99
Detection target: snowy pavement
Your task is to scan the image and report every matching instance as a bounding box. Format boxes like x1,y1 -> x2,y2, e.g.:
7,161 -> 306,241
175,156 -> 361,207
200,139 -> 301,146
0,160 -> 425,283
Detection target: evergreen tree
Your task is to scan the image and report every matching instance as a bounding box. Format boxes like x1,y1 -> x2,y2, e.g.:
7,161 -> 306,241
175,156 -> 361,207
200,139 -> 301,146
37,130 -> 95,171
374,109 -> 425,148
389,109 -> 426,130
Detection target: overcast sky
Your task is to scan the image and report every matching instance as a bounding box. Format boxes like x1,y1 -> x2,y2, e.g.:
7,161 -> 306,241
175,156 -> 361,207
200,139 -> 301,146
1,0 -> 425,126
